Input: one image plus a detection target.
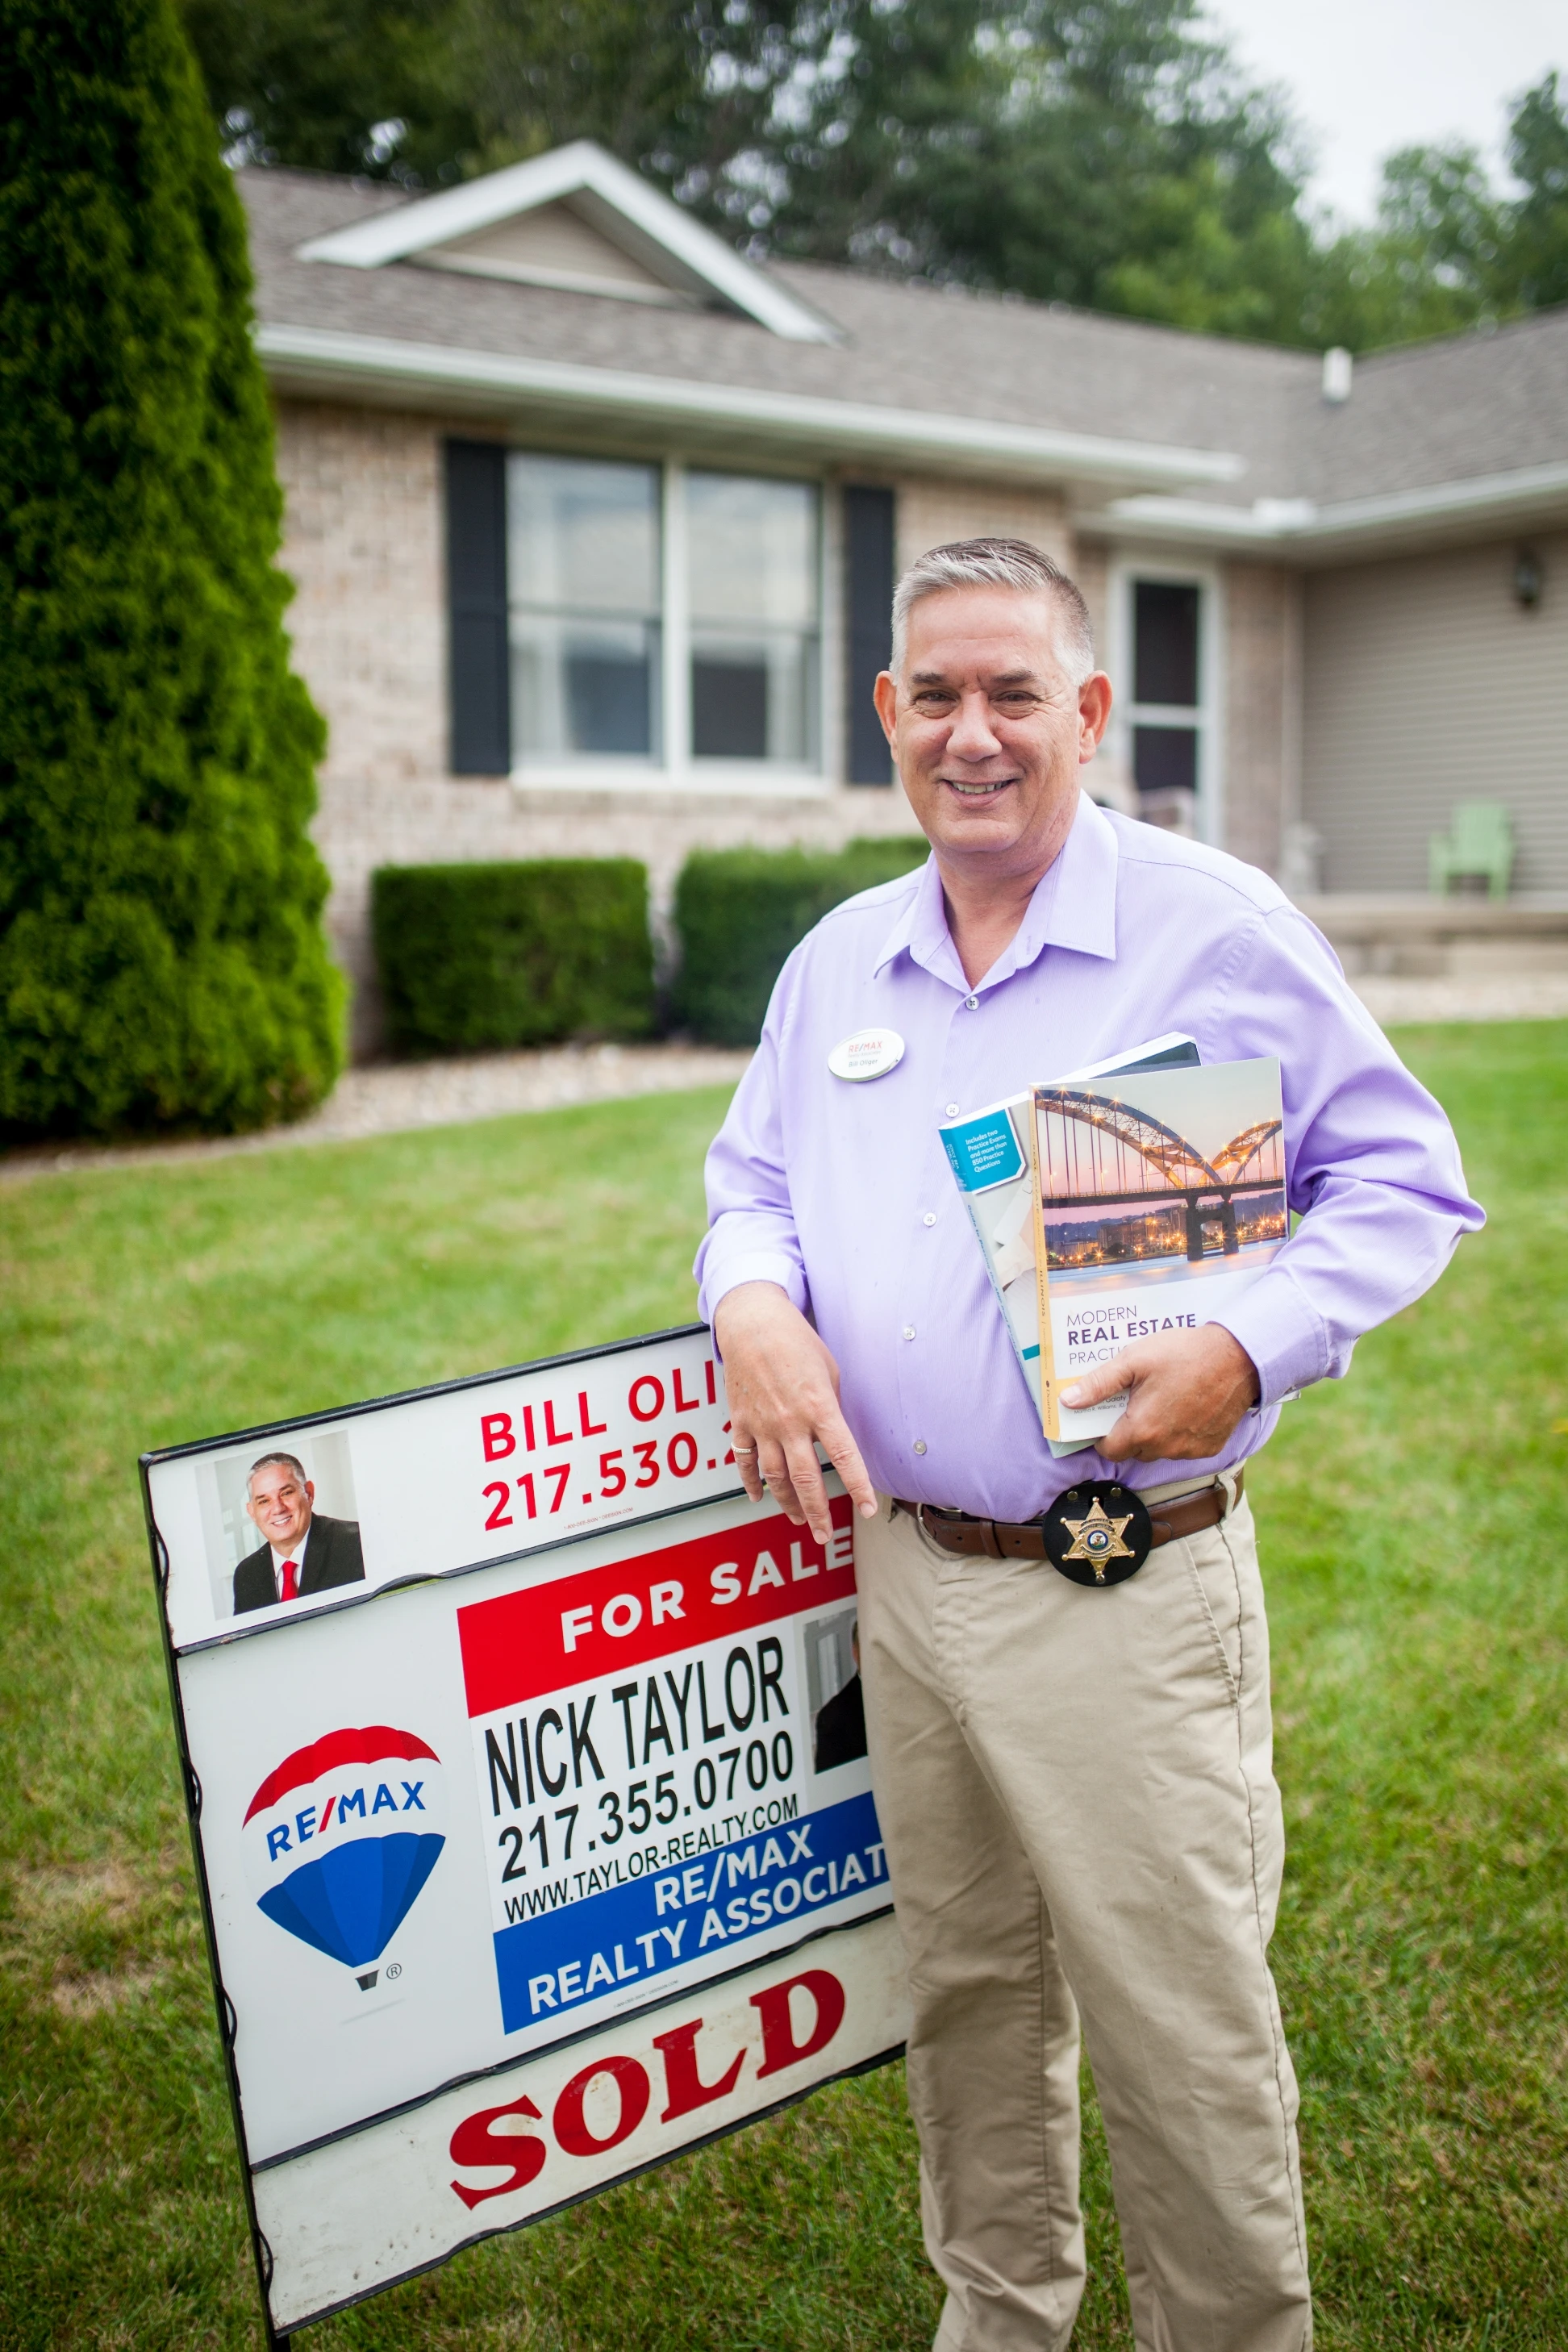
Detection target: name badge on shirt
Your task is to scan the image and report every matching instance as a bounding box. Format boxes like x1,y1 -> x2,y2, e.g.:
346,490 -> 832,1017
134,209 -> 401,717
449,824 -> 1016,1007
828,1028 -> 906,1082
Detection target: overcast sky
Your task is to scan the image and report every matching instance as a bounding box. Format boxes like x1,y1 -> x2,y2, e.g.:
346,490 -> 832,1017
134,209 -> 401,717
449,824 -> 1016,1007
1200,0 -> 1566,223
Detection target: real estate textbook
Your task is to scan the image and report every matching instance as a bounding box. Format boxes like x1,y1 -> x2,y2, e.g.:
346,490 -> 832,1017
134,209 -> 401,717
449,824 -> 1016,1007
1032,1053 -> 1287,1446
940,1042 -> 1288,1454
939,1035 -> 1199,1451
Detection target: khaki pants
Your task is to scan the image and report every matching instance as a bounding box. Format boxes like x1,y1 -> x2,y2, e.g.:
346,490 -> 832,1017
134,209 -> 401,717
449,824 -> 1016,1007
856,1487 -> 1311,2352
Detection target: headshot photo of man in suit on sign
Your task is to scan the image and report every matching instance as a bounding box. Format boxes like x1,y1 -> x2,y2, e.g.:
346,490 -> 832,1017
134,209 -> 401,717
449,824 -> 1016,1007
813,1617 -> 867,1772
233,1452 -> 365,1616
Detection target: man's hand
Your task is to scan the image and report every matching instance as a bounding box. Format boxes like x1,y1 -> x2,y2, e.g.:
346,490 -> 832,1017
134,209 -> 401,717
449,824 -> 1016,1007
712,1282 -> 878,1543
1058,1324 -> 1261,1465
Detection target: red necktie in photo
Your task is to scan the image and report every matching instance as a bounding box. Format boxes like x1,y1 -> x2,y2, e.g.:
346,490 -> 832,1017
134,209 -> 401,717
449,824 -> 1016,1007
280,1558 -> 299,1602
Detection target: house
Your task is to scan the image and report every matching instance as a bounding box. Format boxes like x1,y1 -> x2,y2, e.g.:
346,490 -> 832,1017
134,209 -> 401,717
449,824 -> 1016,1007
241,141 -> 1568,1051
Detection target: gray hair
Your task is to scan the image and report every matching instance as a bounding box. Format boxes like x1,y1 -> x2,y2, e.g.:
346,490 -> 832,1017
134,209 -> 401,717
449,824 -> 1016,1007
248,1452 -> 309,1496
890,537 -> 1095,686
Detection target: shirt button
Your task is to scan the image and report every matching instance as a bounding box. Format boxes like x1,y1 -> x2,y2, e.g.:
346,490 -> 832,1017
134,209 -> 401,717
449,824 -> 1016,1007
945,1102 -> 959,1117
913,1439 -> 928,1455
903,1325 -> 915,1341
965,995 -> 978,1010
923,1212 -> 936,1227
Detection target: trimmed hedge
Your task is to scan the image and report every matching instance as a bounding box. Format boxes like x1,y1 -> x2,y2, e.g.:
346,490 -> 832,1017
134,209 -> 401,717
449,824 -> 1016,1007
372,860 -> 657,1057
673,836 -> 929,1045
0,0 -> 342,1138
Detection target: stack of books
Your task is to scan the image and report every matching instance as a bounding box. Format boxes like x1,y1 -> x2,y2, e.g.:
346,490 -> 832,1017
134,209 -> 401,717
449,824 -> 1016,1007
940,1040 -> 1287,1454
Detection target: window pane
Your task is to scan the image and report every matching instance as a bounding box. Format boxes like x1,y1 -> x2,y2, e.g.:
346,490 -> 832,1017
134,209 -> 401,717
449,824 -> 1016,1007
511,615 -> 661,759
690,632 -> 817,763
1133,724 -> 1197,798
691,650 -> 767,759
686,473 -> 819,762
506,453 -> 661,762
507,454 -> 659,615
686,473 -> 818,627
1133,581 -> 1200,707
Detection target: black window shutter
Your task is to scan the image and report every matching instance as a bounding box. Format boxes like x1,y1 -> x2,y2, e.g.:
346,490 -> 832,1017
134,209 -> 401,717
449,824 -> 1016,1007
445,440 -> 511,774
844,485 -> 895,784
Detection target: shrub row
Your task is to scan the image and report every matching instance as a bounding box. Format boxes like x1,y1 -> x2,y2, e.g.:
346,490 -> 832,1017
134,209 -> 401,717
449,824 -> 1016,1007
671,837 -> 928,1045
372,860 -> 656,1057
370,838 -> 928,1057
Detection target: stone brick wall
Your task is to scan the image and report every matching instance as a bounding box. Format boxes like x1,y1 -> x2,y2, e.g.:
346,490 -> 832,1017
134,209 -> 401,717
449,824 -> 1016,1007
1069,540 -> 1110,662
273,401 -> 449,791
895,476 -> 1072,572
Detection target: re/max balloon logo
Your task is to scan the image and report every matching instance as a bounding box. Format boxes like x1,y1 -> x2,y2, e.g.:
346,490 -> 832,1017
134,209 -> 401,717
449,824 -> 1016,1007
243,1726 -> 448,1976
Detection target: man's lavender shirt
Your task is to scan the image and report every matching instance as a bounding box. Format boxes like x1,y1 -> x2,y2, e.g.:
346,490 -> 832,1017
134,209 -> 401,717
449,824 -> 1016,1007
694,794 -> 1483,1519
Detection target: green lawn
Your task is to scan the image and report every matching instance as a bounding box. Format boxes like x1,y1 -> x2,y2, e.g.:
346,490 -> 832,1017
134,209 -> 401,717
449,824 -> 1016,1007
2,1028 -> 1566,2351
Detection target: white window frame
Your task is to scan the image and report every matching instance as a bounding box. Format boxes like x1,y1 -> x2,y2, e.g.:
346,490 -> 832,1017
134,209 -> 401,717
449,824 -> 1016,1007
1105,555 -> 1225,847
507,453 -> 832,798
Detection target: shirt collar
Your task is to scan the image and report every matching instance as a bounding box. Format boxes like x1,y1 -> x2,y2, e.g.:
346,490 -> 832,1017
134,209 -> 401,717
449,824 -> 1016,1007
270,1520 -> 310,1569
874,790 -> 1119,986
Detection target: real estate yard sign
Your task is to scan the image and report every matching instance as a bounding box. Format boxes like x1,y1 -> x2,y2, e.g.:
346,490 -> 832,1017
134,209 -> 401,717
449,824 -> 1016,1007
142,1326 -> 907,2342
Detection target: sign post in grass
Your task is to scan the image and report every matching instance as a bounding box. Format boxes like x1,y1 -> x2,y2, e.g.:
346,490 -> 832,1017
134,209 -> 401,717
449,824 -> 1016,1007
140,1327 -> 907,2342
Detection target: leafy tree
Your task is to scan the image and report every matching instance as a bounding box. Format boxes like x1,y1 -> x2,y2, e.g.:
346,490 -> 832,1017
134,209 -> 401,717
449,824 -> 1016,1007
444,0 -> 761,184
1499,69 -> 1568,312
180,0 -> 475,184
1295,76 -> 1568,351
179,0 -> 767,190
175,2 -> 1568,359
1300,143 -> 1507,352
696,0 -> 1320,343
0,0 -> 343,1137
180,0 -> 1321,337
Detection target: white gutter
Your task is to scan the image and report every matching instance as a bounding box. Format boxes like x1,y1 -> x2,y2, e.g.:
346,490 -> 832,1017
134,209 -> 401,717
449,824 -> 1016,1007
255,323 -> 1245,492
1086,458 -> 1568,554
1081,496 -> 1308,544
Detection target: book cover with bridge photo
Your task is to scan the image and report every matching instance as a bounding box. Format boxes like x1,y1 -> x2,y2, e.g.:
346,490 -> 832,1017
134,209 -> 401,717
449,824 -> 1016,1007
939,1036 -> 1199,1449
1030,1057 -> 1287,1447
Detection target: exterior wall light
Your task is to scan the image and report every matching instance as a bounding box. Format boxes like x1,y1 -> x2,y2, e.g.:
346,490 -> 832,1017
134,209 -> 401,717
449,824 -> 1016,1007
1513,550 -> 1542,608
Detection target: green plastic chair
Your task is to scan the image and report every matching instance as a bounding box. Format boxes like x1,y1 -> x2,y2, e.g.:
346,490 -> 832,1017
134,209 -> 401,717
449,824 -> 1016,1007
1428,802 -> 1514,899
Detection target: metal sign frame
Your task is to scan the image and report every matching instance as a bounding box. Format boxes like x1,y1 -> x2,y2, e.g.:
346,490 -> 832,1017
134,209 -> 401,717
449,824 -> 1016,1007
140,1324 -> 906,2345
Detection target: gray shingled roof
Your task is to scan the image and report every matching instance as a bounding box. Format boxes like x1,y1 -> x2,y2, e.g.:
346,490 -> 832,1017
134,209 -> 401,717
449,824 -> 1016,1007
241,166 -> 1568,512
1291,310 -> 1568,503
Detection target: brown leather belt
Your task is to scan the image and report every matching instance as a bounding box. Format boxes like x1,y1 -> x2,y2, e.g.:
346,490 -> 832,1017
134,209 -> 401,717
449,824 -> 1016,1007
894,1469 -> 1241,1562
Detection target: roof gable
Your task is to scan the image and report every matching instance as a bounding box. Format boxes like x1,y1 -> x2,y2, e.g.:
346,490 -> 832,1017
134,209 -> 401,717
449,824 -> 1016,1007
295,140 -> 836,344
244,165 -> 1568,551
422,199 -> 683,305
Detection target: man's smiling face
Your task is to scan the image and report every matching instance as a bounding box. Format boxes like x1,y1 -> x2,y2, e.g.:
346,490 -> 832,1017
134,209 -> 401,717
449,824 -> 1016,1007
874,585 -> 1111,880
245,1460 -> 314,1553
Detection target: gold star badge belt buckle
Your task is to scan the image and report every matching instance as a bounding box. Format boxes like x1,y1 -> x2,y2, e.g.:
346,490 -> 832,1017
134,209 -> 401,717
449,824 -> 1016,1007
1041,1482 -> 1153,1589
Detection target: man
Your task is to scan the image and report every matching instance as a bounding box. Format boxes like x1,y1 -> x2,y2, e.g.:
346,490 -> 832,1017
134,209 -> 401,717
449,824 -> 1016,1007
813,1619 -> 867,1771
695,540 -> 1480,2352
232,1452 -> 365,1616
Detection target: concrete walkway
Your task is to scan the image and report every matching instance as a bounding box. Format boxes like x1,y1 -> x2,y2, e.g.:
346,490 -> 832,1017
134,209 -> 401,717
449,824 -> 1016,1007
0,1040 -> 753,1185
1350,972 -> 1568,1026
3,974 -> 1564,1186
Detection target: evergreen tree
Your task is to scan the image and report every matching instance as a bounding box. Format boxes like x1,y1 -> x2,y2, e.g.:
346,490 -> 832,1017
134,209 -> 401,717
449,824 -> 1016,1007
0,0 -> 343,1138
